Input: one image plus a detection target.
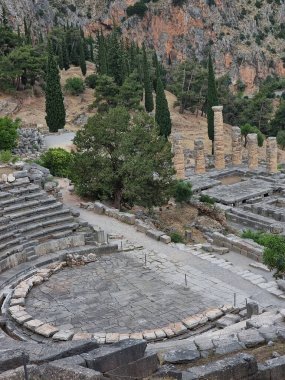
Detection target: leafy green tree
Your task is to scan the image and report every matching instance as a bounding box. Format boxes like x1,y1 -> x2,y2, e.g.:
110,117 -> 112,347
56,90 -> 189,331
107,31 -> 124,85
155,74 -> 172,137
94,75 -> 119,108
40,148 -> 73,177
207,52 -> 218,152
64,77 -> 85,95
0,117 -> 19,150
118,70 -> 143,109
240,123 -> 264,147
45,41 -> 66,132
142,44 -> 154,112
79,38 -> 87,76
173,180 -> 192,203
96,31 -> 107,75
126,2 -> 148,18
271,100 -> 285,135
277,130 -> 285,149
71,107 -> 175,209
85,73 -> 97,89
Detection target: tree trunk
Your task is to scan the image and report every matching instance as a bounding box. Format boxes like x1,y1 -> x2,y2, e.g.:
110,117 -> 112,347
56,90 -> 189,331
114,189 -> 123,210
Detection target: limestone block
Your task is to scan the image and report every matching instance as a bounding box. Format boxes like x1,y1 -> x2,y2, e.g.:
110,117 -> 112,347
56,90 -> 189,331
52,330 -> 74,341
24,319 -> 44,332
246,300 -> 259,318
247,133 -> 259,170
93,201 -> 105,214
194,139 -> 206,174
160,235 -> 171,244
205,308 -> 223,321
212,106 -> 225,170
232,126 -> 242,166
163,345 -> 200,364
266,137 -> 278,174
237,329 -> 265,348
7,174 -> 15,183
35,323 -> 59,337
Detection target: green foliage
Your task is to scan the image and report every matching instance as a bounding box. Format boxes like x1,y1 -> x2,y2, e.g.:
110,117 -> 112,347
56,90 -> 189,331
0,150 -> 12,163
79,38 -> 87,76
0,117 -> 19,150
40,148 -> 73,177
242,230 -> 285,278
172,0 -> 186,5
118,70 -> 143,109
170,232 -> 184,243
200,194 -> 215,204
207,53 -> 218,146
240,123 -> 264,147
85,74 -> 97,89
64,77 -> 85,95
45,42 -> 66,132
155,74 -> 172,137
71,107 -> 175,209
271,101 -> 285,135
277,130 -> 285,149
173,181 -> 192,203
142,44 -> 154,112
126,2 -> 148,18
94,75 -> 119,108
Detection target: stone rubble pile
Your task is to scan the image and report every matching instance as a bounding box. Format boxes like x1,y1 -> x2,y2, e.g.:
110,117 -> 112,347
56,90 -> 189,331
13,128 -> 46,158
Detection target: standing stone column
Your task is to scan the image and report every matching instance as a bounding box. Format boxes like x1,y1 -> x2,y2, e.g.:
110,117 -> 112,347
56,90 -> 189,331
231,126 -> 242,166
247,133 -> 258,170
194,139 -> 206,174
266,137 -> 278,174
212,106 -> 225,170
173,139 -> 185,179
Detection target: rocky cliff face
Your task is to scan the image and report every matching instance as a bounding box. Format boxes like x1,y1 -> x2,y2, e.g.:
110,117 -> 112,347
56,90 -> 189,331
2,0 -> 285,92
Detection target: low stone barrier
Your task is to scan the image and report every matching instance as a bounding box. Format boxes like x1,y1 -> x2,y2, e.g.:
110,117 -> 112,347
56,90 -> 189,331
80,202 -> 172,244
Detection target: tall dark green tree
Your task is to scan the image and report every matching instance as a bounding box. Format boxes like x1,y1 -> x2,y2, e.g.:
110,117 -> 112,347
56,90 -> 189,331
207,52 -> 218,152
79,38 -> 87,76
62,37 -> 70,70
107,31 -> 124,85
96,31 -> 107,75
57,43 -> 64,70
45,41 -> 66,132
155,74 -> 172,137
142,44 -> 154,112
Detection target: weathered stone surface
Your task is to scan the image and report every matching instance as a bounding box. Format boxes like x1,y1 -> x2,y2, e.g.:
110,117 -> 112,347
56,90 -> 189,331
184,353 -> 258,379
213,336 -> 245,355
0,349 -> 25,373
35,323 -> 59,337
231,126 -> 242,166
247,133 -> 258,170
277,280 -> 285,292
0,365 -> 38,380
266,137 -> 278,174
246,300 -> 259,318
82,339 -> 147,373
213,106 -> 225,170
205,308 -> 223,321
146,229 -> 164,240
163,345 -> 200,364
237,328 -> 265,348
194,139 -> 206,174
216,313 -> 241,328
24,319 -> 44,332
258,325 -> 278,342
52,330 -> 74,341
261,355 -> 285,380
160,235 -> 171,244
106,353 -> 159,378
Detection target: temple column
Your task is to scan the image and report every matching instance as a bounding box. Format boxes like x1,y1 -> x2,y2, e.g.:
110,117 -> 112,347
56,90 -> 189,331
212,105 -> 225,170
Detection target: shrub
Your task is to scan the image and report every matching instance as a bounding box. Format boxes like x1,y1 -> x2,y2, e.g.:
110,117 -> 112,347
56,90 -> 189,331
240,123 -> 264,147
64,77 -> 85,95
277,130 -> 285,149
170,232 -> 184,243
40,148 -> 73,177
0,117 -> 19,151
173,180 -> 192,203
85,74 -> 97,89
0,150 -> 12,163
242,229 -> 285,278
172,0 -> 186,6
126,2 -> 148,18
200,194 -> 215,204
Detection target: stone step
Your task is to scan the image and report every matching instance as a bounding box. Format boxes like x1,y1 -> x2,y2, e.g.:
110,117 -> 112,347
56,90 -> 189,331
0,232 -> 15,244
0,238 -> 22,254
6,183 -> 40,195
8,202 -> 63,220
26,223 -> 79,240
26,255 -> 38,262
19,216 -> 75,233
3,199 -> 41,213
0,190 -> 45,208
226,210 -> 277,232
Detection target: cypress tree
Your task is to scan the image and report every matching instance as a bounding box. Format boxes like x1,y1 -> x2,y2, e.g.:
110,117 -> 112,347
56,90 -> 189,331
207,52 -> 218,152
107,31 -> 123,85
62,37 -> 70,70
57,43 -> 64,70
142,44 -> 154,112
155,74 -> 171,138
89,39 -> 94,62
96,31 -> 107,74
79,38 -> 87,76
45,41 -> 66,132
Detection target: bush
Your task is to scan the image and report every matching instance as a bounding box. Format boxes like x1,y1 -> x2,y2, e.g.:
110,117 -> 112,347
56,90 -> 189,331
173,180 -> 192,203
40,148 -> 73,177
0,117 -> 19,151
172,0 -> 186,5
0,150 -> 12,163
200,194 -> 215,204
240,123 -> 264,147
85,74 -> 97,89
64,77 -> 85,95
170,232 -> 184,243
277,130 -> 285,149
126,2 -> 148,18
241,229 -> 285,278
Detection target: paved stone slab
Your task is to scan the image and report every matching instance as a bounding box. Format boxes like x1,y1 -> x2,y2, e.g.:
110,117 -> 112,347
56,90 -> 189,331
35,323 -> 59,337
106,353 -> 159,378
52,330 -> 74,341
163,345 -> 200,364
237,328 -> 265,348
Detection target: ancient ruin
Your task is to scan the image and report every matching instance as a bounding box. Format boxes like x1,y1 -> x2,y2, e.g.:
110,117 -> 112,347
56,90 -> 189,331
213,105 -> 225,170
194,139 -> 206,174
231,126 -> 242,166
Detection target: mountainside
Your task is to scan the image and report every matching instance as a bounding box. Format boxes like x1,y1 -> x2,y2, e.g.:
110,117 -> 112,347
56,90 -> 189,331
2,0 -> 285,92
